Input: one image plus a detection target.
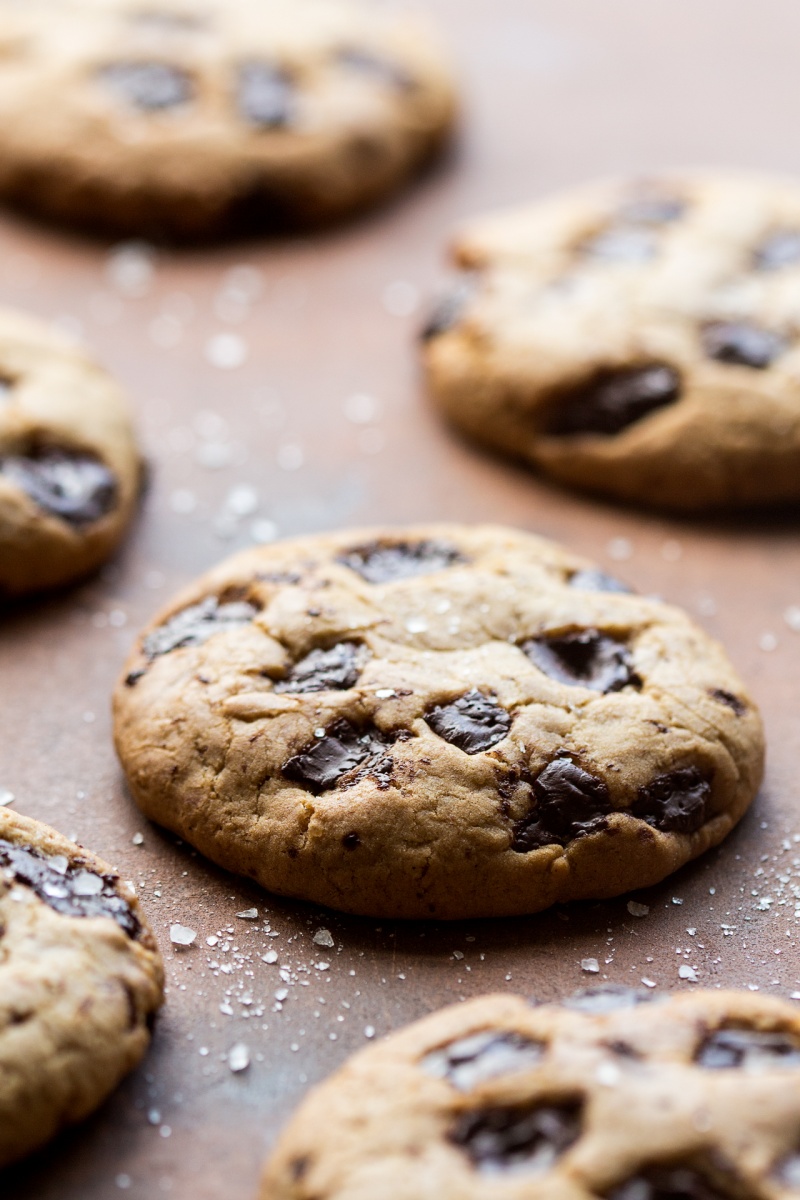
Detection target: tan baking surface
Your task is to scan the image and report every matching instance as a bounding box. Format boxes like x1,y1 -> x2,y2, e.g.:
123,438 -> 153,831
2,1 -> 800,1196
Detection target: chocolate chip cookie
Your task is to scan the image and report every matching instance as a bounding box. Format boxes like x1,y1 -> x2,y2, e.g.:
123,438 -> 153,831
0,808 -> 163,1168
423,172 -> 800,510
113,524 -> 763,919
0,0 -> 457,238
0,308 -> 141,596
261,987 -> 800,1199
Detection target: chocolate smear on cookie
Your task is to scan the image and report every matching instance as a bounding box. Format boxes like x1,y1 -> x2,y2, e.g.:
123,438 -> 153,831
423,1031 -> 544,1092
338,538 -> 465,583
0,839 -> 140,938
450,1101 -> 582,1175
282,720 -> 389,794
100,61 -> 193,110
427,690 -> 511,754
522,630 -> 639,694
2,448 -> 117,525
275,642 -> 365,694
696,1026 -> 800,1070
237,62 -> 294,128
546,364 -> 681,437
631,767 -> 711,835
512,757 -> 610,851
141,596 -> 258,662
702,321 -> 786,369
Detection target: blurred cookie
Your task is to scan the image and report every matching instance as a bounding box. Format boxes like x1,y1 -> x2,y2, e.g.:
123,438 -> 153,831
0,808 -> 163,1168
0,0 -> 457,238
113,524 -> 763,919
423,172 -> 800,510
0,308 -> 140,596
262,987 -> 800,1199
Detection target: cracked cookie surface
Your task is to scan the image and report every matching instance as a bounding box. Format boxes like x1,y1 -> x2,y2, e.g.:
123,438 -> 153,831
0,307 -> 140,596
113,524 -> 763,919
0,0 -> 456,238
423,172 -> 800,511
0,808 -> 163,1168
261,988 -> 800,1199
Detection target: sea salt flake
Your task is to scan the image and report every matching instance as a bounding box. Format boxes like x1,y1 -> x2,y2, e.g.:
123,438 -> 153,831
228,1043 -> 250,1073
205,332 -> 248,370
313,929 -> 335,948
170,924 -> 197,947
315,961 -> 330,971
596,1062 -> 621,1086
784,606 -> 800,633
405,616 -> 428,634
641,978 -> 657,988
627,901 -> 649,918
262,950 -> 278,964
581,958 -> 600,974
0,789 -> 15,807
678,965 -> 698,982
237,908 -> 259,920
364,1025 -> 375,1039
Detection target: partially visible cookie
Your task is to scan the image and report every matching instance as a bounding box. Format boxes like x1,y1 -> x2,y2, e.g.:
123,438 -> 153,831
423,172 -> 800,511
0,808 -> 163,1168
0,0 -> 457,239
113,524 -> 763,919
0,308 -> 140,596
262,987 -> 800,1199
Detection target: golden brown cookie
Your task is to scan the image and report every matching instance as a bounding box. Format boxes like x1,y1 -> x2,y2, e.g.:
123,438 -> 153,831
0,808 -> 164,1168
113,524 -> 763,919
423,172 -> 800,511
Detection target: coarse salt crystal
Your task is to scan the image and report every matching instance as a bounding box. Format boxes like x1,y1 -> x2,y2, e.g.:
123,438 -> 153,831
581,958 -> 600,974
237,908 -> 259,920
313,929 -> 335,948
228,1043 -> 250,1073
170,924 -> 197,947
627,901 -> 649,918
678,965 -> 698,982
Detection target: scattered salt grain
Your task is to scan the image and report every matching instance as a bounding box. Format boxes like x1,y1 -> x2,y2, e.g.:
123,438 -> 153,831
627,901 -> 649,918
251,519 -> 278,544
678,965 -> 698,982
641,978 -> 657,988
262,950 -> 278,964
405,617 -> 428,634
607,537 -> 633,562
364,1026 -> 375,1039
169,924 -> 197,947
0,789 -> 15,807
596,1062 -> 621,1087
170,488 -> 197,515
107,241 -> 155,297
315,961 -> 330,972
784,606 -> 800,633
237,908 -> 259,920
581,958 -> 600,974
313,929 -> 335,948
344,392 -> 380,424
228,1043 -> 251,1073
205,332 -> 248,370
759,632 -> 778,652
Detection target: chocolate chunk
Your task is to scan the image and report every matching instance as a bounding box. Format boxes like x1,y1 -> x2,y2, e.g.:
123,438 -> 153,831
754,229 -> 800,270
0,839 -> 140,939
512,757 -> 610,852
237,62 -> 294,128
450,1101 -> 582,1175
631,768 -> 711,835
100,61 -> 192,109
581,227 -> 657,263
336,47 -> 415,90
423,1031 -> 544,1092
702,321 -> 786,369
342,832 -> 361,850
143,597 -> 258,660
696,1026 -> 800,1070
709,688 -> 746,716
275,642 -> 364,694
523,630 -> 638,694
427,690 -> 511,754
547,365 -> 681,437
282,720 -> 388,794
420,277 -> 476,341
338,538 -> 465,584
617,195 -> 686,225
609,1166 -> 739,1200
564,985 -> 655,1015
569,568 -> 632,594
1,449 -> 117,525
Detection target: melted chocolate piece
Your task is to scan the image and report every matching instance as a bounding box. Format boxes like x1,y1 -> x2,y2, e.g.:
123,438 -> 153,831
754,229 -> 800,271
702,321 -> 786,369
282,720 -> 389,794
512,757 -> 610,852
631,768 -> 711,835
338,538 -> 465,584
0,839 -> 140,939
275,642 -> 364,694
142,597 -> 258,660
709,688 -> 746,716
237,62 -> 294,128
696,1026 -> 800,1070
523,630 -> 638,694
336,47 -> 415,90
423,1031 -> 544,1092
547,365 -> 681,437
450,1101 -> 582,1175
427,690 -> 511,754
1,449 -> 117,525
569,568 -> 632,594
100,61 -> 192,109
564,985 -> 655,1015
608,1166 -> 739,1200
420,278 -> 477,341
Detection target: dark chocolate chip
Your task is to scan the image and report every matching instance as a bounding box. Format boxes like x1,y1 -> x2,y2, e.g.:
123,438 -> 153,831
427,690 -> 511,754
702,321 -> 786,369
581,226 -> 657,263
100,61 -> 192,110
608,1165 -> 739,1200
569,568 -> 632,594
338,539 -> 465,584
420,276 -> 477,341
617,195 -> 687,225
450,1101 -> 582,1176
336,46 -> 415,90
511,757 -> 610,852
282,720 -> 389,795
142,597 -> 258,660
522,630 -> 638,694
0,839 -> 140,939
754,229 -> 800,271
1,449 -> 117,525
342,832 -> 361,850
547,365 -> 681,437
423,1031 -> 544,1092
631,768 -> 711,835
564,985 -> 655,1015
237,62 -> 294,128
275,642 -> 364,694
709,688 -> 746,716
696,1026 -> 800,1070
